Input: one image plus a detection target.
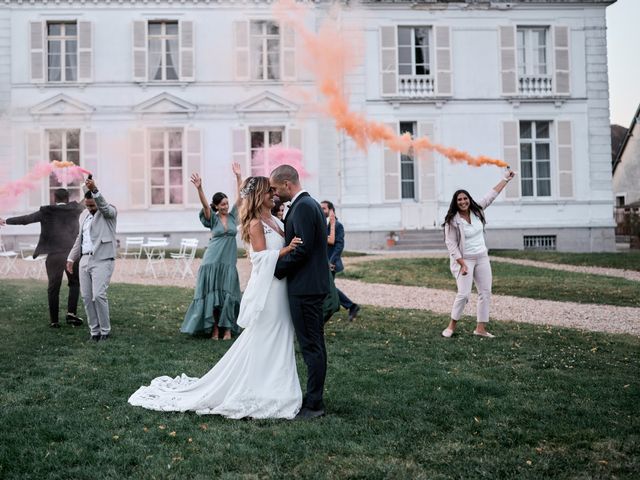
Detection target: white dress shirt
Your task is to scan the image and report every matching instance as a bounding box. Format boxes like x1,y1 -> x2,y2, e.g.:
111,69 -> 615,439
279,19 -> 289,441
81,213 -> 95,254
282,189 -> 307,220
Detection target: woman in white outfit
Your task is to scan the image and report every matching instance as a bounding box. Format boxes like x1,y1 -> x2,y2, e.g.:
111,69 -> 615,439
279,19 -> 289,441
128,176 -> 303,419
441,169 -> 516,339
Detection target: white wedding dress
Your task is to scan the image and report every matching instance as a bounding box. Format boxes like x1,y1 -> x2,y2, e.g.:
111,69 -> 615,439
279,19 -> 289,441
128,219 -> 302,419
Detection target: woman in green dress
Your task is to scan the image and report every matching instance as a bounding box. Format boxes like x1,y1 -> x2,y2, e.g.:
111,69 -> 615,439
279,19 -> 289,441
180,163 -> 243,340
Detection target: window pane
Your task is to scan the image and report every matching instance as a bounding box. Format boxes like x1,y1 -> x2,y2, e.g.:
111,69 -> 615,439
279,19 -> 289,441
168,131 -> 182,149
537,179 -> 551,196
49,174 -> 62,188
399,64 -> 412,75
66,40 -> 77,54
250,21 -> 264,35
269,131 -> 283,145
536,161 -> 550,179
166,38 -> 179,80
398,46 -> 411,65
414,27 -> 429,46
536,122 -> 550,139
250,37 -> 264,80
49,131 -> 62,149
415,44 -> 429,69
401,161 -> 414,179
520,143 -> 532,160
535,143 -> 550,160
151,188 -> 165,204
169,151 -> 182,167
67,130 -> 80,149
67,151 -> 80,165
150,132 -> 163,149
166,22 -> 178,35
399,122 -> 414,136
151,151 -> 164,168
148,23 -> 162,35
267,22 -> 279,35
151,169 -> 165,186
537,29 -> 546,47
48,40 -> 61,54
169,169 -> 182,186
519,121 -> 532,139
267,50 -> 280,80
401,182 -> 415,199
398,27 -> 411,46
521,179 -> 533,196
48,23 -> 61,36
49,150 -> 62,162
251,131 -> 265,149
521,160 -> 533,178
169,187 -> 183,204
65,23 -> 77,36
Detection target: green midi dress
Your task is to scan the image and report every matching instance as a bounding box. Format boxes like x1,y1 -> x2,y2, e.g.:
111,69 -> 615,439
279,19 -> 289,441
180,205 -> 241,335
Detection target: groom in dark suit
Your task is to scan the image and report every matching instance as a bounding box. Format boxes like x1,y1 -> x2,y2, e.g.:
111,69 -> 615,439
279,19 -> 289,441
271,165 -> 329,419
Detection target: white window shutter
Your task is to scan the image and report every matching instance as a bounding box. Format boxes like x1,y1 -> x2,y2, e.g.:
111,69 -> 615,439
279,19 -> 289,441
380,26 -> 397,96
499,26 -> 517,96
556,120 -> 573,198
81,130 -> 98,178
179,20 -> 195,82
184,128 -> 202,206
25,131 -> 44,208
281,23 -> 296,81
77,21 -> 93,83
129,129 -> 147,208
502,121 -> 520,198
434,26 -> 452,96
383,123 -> 400,202
232,128 -> 248,173
417,122 -> 436,201
553,26 -> 570,96
132,21 -> 147,82
287,127 -> 302,151
30,21 -> 45,83
234,21 -> 250,81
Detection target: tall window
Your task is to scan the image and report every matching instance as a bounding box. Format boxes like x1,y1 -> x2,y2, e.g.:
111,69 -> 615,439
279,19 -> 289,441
399,122 -> 416,200
517,28 -> 548,76
150,130 -> 183,205
47,22 -> 77,82
250,21 -> 280,81
250,128 -> 284,176
148,21 -> 179,81
520,121 -> 551,197
397,27 -> 430,76
48,130 -> 82,202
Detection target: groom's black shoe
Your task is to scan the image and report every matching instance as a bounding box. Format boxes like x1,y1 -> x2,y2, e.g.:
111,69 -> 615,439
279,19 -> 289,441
295,407 -> 326,420
66,313 -> 84,326
348,304 -> 360,322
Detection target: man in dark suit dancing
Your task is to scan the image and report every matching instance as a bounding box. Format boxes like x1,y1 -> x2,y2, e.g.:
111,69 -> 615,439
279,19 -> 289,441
270,165 -> 330,419
0,188 -> 83,328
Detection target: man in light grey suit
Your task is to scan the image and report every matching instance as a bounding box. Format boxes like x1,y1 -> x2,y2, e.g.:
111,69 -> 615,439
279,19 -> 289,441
67,177 -> 117,342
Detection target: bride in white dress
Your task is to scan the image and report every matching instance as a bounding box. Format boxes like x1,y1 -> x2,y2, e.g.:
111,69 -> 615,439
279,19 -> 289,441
128,176 -> 303,419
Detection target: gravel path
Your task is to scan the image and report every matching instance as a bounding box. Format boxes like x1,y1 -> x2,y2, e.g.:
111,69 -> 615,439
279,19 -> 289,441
4,256 -> 639,336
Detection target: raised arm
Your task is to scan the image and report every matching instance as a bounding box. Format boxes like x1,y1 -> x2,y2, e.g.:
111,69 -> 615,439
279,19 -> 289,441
493,168 -> 516,195
232,162 -> 243,208
85,178 -> 116,219
2,211 -> 42,226
190,173 -> 212,221
327,210 -> 336,246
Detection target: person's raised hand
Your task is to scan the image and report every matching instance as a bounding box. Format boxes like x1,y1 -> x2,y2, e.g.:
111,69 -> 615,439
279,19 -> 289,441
0,218 -> 6,227
504,169 -> 517,182
85,177 -> 97,192
190,173 -> 202,189
232,162 -> 242,178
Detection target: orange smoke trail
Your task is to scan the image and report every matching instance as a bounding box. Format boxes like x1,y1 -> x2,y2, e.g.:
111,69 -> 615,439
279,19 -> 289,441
273,0 -> 508,168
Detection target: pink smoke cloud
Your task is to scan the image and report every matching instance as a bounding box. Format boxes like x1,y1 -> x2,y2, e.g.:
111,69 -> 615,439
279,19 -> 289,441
251,145 -> 310,178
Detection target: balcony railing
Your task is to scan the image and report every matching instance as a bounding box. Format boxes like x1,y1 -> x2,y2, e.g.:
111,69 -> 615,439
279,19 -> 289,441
518,75 -> 553,97
398,75 -> 434,97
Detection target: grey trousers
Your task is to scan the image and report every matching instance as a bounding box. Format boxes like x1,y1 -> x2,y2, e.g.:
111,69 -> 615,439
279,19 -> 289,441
79,255 -> 115,336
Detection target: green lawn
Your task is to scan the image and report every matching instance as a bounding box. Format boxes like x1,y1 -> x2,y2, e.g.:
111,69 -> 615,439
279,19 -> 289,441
490,249 -> 640,272
342,258 -> 640,307
1,280 -> 638,479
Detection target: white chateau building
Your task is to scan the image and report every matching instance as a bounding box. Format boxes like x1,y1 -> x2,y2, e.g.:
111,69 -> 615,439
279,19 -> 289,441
0,0 -> 617,251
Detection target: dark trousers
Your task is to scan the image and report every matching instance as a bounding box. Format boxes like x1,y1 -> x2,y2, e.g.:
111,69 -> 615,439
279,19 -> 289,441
289,293 -> 327,410
331,271 -> 355,310
45,252 -> 80,324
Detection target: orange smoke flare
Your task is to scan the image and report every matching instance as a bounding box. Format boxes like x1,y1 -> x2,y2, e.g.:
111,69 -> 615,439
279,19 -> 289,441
273,0 -> 508,168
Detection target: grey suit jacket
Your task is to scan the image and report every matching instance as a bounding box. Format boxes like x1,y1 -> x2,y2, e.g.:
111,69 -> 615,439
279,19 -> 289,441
68,192 -> 118,263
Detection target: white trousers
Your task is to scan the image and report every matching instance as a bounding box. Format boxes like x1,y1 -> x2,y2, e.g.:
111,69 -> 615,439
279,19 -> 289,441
450,251 -> 492,323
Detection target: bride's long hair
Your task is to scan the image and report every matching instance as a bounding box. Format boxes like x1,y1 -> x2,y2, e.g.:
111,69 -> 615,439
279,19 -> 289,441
239,176 -> 272,245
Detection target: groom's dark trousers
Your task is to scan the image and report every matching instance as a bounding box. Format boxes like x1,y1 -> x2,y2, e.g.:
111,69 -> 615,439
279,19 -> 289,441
275,192 -> 330,411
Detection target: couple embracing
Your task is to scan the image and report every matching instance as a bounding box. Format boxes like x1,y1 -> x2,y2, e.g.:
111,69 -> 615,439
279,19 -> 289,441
129,165 -> 329,420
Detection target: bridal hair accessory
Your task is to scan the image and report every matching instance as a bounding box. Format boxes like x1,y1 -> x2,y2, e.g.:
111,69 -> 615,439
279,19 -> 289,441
240,177 -> 258,199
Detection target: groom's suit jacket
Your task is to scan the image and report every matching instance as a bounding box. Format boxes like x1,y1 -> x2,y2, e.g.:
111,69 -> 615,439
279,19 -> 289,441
274,192 -> 329,296
68,192 -> 118,263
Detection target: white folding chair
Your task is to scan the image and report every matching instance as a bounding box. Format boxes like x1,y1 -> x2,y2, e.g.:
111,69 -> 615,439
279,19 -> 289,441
19,242 -> 46,279
170,238 -> 199,279
119,236 -> 144,273
142,237 -> 169,278
0,237 -> 19,276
